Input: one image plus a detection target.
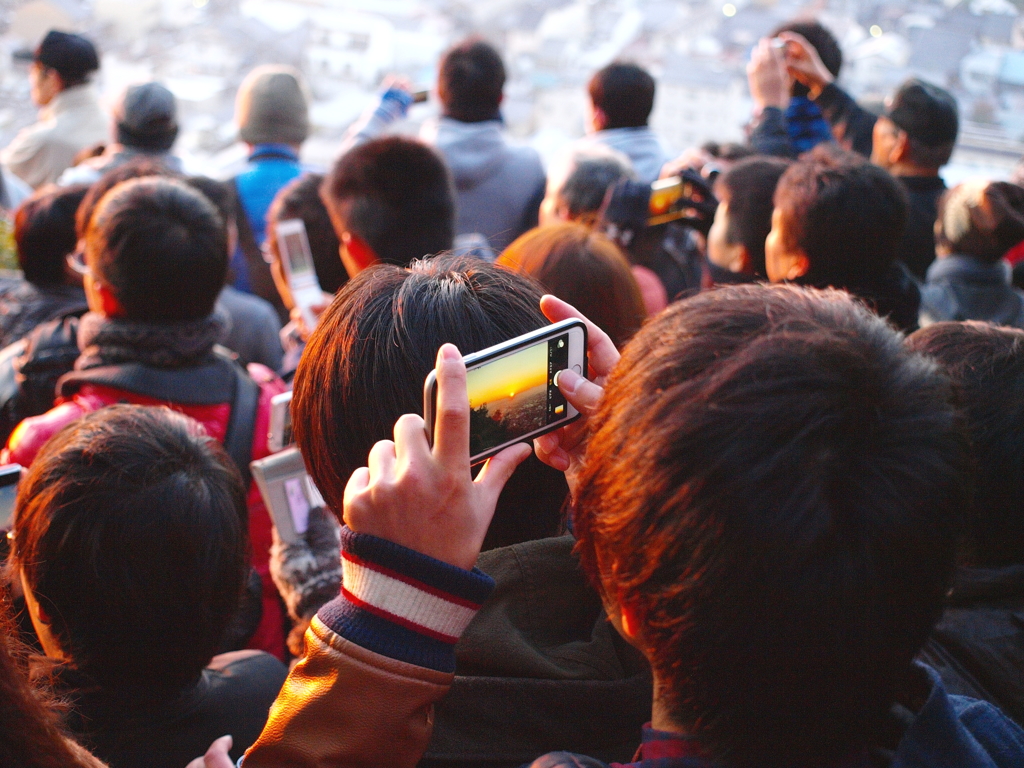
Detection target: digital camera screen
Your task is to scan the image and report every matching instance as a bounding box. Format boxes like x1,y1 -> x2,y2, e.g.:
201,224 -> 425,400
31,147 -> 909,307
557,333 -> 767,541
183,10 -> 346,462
465,333 -> 569,457
282,231 -> 314,278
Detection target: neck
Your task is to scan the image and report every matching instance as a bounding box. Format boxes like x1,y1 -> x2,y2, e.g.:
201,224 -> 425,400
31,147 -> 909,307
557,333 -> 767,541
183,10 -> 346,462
887,162 -> 940,178
650,677 -> 690,734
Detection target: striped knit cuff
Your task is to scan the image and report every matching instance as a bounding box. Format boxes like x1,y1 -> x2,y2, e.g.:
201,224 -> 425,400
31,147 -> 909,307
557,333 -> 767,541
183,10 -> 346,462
316,527 -> 495,673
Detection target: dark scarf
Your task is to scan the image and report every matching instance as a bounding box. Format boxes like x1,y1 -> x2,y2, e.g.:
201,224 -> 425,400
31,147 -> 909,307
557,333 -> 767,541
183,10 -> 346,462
75,311 -> 227,371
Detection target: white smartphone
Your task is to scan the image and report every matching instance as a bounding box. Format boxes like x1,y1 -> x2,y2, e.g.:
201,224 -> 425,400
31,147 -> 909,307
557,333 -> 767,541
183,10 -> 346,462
423,319 -> 588,465
268,390 -> 293,453
250,447 -> 326,546
275,218 -> 323,332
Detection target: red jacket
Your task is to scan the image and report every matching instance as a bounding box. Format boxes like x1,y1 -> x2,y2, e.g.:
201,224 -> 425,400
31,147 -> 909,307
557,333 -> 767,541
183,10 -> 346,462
4,361 -> 290,660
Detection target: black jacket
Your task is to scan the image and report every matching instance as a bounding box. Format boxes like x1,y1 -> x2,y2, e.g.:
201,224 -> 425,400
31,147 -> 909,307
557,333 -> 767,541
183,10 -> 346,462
898,175 -> 946,281
919,565 -> 1024,729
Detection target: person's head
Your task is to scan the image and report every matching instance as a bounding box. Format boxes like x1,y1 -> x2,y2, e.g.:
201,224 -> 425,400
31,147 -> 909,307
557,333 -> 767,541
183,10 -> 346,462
11,405 -> 249,696
84,177 -> 227,322
587,62 -> 656,132
14,183 -> 90,288
708,156 -> 791,278
766,145 -> 907,290
185,175 -> 234,252
320,137 -> 455,276
907,322 -> 1024,568
576,283 -> 966,766
498,223 -> 646,348
871,79 -> 958,173
771,20 -> 842,97
235,65 -> 310,147
293,255 -> 568,549
75,156 -> 179,244
438,37 -> 505,123
30,30 -> 99,106
540,146 -> 636,226
114,82 -> 178,152
934,180 -> 1024,264
266,173 -> 348,311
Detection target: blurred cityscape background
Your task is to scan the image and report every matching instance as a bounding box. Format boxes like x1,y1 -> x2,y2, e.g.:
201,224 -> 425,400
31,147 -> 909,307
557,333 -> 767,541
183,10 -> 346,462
1,0 -> 1021,183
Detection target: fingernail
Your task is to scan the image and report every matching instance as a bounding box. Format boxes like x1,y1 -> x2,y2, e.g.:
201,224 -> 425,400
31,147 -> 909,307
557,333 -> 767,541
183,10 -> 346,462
438,343 -> 461,366
536,433 -> 557,453
553,368 -> 581,394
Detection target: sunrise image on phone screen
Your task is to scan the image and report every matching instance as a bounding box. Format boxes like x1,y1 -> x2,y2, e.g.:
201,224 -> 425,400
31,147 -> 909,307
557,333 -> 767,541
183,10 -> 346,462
465,333 -> 570,457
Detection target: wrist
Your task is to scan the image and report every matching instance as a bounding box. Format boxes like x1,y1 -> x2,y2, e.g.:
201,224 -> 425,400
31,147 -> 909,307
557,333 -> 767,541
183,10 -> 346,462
316,527 -> 494,672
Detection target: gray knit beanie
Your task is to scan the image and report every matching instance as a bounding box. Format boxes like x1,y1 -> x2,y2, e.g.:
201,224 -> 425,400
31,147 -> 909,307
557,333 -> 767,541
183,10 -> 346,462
235,65 -> 310,145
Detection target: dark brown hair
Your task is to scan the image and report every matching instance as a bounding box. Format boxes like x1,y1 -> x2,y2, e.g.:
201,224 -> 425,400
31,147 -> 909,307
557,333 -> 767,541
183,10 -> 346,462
438,37 -> 505,123
908,321 -> 1024,567
715,156 -> 791,278
14,184 -> 90,287
292,255 -> 568,550
12,405 -> 248,696
498,223 -> 646,348
575,283 -> 966,766
588,62 -> 655,129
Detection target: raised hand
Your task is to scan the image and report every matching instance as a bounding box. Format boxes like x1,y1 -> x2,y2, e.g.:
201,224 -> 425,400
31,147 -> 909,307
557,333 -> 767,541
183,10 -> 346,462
343,344 -> 532,570
533,295 -> 620,498
777,31 -> 835,99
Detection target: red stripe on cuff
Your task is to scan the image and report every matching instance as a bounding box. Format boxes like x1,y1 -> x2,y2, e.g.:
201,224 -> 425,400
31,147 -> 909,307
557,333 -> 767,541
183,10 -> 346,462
342,550 -> 484,611
341,587 -> 462,644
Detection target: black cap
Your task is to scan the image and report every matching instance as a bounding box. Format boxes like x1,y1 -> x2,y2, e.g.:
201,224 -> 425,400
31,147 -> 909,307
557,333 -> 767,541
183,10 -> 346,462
34,30 -> 99,79
885,79 -> 959,147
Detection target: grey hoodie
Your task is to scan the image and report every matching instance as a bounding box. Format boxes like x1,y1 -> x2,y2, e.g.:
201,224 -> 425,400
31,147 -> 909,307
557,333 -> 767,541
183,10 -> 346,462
574,126 -> 672,185
920,255 -> 1024,329
422,117 -> 546,254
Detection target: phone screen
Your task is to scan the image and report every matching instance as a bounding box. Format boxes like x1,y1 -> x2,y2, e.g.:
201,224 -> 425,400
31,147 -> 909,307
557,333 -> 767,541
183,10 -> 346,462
465,333 -> 570,457
282,231 -> 314,278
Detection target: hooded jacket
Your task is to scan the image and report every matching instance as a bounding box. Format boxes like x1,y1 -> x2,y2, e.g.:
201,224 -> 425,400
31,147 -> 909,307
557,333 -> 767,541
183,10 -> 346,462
574,127 -> 672,186
920,565 -> 1024,728
920,255 -> 1024,329
422,117 -> 546,254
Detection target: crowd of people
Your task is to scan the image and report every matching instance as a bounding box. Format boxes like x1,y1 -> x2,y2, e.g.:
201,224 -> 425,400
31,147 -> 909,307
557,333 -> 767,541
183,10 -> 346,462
2,19 -> 1024,768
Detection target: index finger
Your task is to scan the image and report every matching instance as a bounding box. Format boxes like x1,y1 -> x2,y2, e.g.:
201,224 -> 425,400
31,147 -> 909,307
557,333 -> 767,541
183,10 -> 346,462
539,294 -> 621,379
777,31 -> 812,55
432,343 -> 471,466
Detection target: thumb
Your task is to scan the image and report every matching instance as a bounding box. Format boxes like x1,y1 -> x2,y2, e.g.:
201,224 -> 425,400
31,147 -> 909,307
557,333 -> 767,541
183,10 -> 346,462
475,442 -> 532,501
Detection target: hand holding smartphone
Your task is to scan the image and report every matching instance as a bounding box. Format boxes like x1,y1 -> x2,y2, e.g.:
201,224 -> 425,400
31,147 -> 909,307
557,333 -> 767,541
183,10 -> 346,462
424,319 -> 588,465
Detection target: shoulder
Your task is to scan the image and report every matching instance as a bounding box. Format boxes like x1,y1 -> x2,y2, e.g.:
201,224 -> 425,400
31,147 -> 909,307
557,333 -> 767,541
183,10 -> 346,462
949,694 -> 1024,759
4,398 -> 90,466
204,649 -> 289,698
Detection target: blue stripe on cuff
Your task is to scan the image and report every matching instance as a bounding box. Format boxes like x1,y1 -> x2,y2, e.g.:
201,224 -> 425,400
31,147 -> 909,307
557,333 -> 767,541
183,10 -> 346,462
317,596 -> 460,673
340,527 -> 495,604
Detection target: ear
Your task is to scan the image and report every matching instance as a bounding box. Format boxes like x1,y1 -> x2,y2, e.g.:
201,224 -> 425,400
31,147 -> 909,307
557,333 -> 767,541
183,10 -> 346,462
782,250 -> 811,281
727,243 -> 753,274
890,131 -> 911,165
620,602 -> 641,642
96,282 -> 126,318
340,232 -> 378,277
590,106 -> 609,132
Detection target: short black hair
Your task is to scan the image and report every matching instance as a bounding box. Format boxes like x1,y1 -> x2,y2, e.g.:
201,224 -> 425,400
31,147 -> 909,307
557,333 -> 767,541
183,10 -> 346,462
267,173 -> 347,294
588,62 -> 656,130
185,175 -> 233,234
775,145 -> 907,290
13,184 -> 90,287
716,156 -> 791,277
908,322 -> 1024,568
293,255 -> 567,550
13,405 -> 249,695
438,37 -> 505,123
86,177 -> 227,322
772,20 -> 842,97
577,283 -> 966,766
320,137 -> 455,267
75,156 -> 179,241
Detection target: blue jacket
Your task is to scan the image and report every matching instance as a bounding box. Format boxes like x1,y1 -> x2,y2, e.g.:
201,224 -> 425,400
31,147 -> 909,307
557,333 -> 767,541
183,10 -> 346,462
531,664 -> 1024,768
231,144 -> 304,293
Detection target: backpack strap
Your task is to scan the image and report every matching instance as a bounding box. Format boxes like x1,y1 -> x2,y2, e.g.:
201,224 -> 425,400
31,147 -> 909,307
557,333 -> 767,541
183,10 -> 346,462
57,349 -> 262,485
221,356 -> 260,489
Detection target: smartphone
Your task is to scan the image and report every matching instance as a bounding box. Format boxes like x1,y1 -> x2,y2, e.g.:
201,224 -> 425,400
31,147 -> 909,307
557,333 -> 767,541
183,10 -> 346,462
275,219 -> 324,332
0,463 -> 20,529
648,176 -> 696,226
268,391 -> 294,453
423,319 -> 588,465
250,448 -> 326,545
412,89 -> 429,103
